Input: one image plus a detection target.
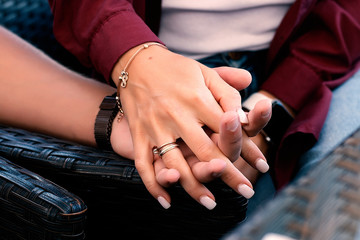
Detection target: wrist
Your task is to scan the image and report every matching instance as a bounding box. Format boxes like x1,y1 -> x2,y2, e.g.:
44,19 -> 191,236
111,42 -> 167,87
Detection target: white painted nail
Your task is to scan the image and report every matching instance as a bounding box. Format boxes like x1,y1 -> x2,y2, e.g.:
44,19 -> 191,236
237,109 -> 249,124
255,158 -> 270,173
157,196 -> 171,209
237,184 -> 255,199
262,233 -> 297,240
200,196 -> 217,210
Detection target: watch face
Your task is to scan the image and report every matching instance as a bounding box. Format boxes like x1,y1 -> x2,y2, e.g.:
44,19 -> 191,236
263,100 -> 294,145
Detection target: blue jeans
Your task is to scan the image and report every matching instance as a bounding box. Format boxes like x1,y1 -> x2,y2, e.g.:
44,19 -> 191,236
199,53 -> 360,217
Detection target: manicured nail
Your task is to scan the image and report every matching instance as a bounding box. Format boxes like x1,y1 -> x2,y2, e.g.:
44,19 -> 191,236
226,115 -> 240,132
237,109 -> 249,124
262,233 -> 297,240
255,158 -> 270,173
200,196 -> 217,210
237,184 -> 255,199
157,196 -> 171,209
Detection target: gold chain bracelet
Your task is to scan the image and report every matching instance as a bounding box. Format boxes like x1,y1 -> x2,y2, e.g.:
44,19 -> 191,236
118,42 -> 167,88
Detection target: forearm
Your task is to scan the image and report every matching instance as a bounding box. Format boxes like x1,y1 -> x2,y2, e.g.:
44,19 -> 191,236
0,28 -> 115,146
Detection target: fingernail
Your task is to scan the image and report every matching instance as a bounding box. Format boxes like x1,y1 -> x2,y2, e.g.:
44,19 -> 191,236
255,158 -> 270,173
200,196 -> 217,210
237,109 -> 249,124
237,184 -> 255,199
226,115 -> 240,132
262,233 -> 297,240
157,196 -> 171,209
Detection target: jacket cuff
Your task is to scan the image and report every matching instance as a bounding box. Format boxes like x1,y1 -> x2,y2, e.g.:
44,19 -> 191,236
89,11 -> 161,83
262,56 -> 323,112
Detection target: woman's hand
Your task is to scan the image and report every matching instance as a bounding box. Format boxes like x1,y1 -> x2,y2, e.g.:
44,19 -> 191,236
110,104 -> 271,209
152,101 -> 272,209
111,45 -> 270,208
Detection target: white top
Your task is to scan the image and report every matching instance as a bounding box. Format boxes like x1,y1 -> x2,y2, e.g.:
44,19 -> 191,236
159,0 -> 295,59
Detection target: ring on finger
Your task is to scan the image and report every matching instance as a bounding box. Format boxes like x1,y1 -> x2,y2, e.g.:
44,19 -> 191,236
153,142 -> 179,158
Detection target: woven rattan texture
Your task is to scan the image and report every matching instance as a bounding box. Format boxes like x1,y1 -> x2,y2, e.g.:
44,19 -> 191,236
0,156 -> 87,240
224,127 -> 360,240
0,125 -> 247,240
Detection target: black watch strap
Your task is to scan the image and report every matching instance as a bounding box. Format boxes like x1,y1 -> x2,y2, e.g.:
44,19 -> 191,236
94,93 -> 118,151
262,100 -> 294,146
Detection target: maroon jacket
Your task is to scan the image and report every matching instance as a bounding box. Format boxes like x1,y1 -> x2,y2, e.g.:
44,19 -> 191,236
49,0 -> 360,188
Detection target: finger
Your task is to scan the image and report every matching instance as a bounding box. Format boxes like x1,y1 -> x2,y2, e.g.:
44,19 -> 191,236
190,158 -> 227,182
218,111 -> 242,162
179,122 -> 255,199
159,145 -> 218,210
214,110 -> 270,174
132,134 -> 172,210
241,136 -> 269,174
211,118 -> 269,176
243,99 -> 272,137
213,66 -> 252,90
233,157 -> 261,184
178,141 -> 226,182
154,156 -> 181,187
185,88 -> 224,134
200,64 -> 243,113
221,159 -> 255,199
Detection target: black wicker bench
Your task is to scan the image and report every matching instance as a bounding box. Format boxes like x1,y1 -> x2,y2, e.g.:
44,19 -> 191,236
0,125 -> 247,240
224,127 -> 360,240
0,156 -> 87,240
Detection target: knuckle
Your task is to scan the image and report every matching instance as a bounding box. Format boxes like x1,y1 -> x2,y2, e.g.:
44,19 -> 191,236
191,90 -> 210,104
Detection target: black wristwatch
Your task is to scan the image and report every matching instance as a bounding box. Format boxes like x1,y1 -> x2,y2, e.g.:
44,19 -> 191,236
94,93 -> 119,151
243,93 -> 294,147
262,100 -> 294,146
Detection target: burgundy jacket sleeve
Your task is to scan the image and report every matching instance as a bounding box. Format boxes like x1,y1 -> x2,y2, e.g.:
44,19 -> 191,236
262,0 -> 360,188
48,0 -> 161,82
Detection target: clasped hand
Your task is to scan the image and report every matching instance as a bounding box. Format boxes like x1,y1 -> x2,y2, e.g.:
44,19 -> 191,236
111,44 -> 271,209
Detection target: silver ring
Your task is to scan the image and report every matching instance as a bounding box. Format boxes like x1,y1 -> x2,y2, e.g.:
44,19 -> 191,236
153,142 -> 179,158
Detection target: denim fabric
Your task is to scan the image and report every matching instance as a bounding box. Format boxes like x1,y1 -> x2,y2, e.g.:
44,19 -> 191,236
296,70 -> 360,179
